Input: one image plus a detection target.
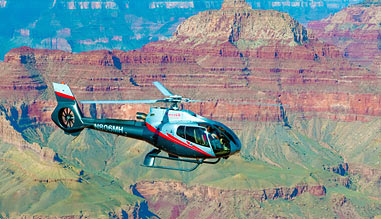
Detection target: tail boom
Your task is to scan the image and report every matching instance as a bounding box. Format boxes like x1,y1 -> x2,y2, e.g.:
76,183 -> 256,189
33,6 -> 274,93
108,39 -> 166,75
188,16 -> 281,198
82,118 -> 149,141
51,82 -> 150,141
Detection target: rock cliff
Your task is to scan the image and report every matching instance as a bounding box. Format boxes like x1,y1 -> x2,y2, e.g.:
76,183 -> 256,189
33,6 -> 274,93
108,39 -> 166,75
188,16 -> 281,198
173,0 -> 308,45
1,0 -> 380,126
0,0 -> 381,217
308,0 -> 381,70
0,112 -> 56,162
0,0 -> 361,60
133,180 -> 362,218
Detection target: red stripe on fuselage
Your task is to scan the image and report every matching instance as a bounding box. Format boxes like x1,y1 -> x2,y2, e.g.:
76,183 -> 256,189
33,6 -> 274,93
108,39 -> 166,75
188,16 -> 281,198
145,122 -> 214,157
166,133 -> 213,157
55,91 -> 75,100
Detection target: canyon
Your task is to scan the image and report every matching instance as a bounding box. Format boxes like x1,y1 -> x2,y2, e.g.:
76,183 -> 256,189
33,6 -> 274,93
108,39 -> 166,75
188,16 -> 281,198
0,0 -> 380,217
1,0 -> 380,125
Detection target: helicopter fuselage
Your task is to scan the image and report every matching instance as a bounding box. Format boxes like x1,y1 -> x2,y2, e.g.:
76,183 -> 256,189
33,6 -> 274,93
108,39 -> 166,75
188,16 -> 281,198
78,107 -> 241,159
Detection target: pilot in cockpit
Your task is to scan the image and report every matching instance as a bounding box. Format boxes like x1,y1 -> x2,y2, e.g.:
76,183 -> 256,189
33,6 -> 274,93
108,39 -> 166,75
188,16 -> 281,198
207,126 -> 223,150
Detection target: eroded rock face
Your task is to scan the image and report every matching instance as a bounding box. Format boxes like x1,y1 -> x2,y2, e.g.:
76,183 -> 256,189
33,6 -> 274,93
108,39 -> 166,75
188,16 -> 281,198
308,1 -> 381,69
134,180 -> 327,218
0,2 -> 380,217
1,0 -> 380,127
173,0 -> 308,46
0,113 -> 56,162
17,202 -> 152,219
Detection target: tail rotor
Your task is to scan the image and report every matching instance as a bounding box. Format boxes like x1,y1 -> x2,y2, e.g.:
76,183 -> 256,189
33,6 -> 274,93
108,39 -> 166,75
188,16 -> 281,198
59,108 -> 75,128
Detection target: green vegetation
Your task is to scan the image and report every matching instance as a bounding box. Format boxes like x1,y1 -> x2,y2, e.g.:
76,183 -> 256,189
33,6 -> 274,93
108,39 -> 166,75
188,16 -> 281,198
0,140 -> 140,217
235,39 -> 269,50
1,114 -> 381,217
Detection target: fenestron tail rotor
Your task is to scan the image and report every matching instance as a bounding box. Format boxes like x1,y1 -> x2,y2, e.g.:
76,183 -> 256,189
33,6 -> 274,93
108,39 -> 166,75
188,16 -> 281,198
59,107 -> 75,128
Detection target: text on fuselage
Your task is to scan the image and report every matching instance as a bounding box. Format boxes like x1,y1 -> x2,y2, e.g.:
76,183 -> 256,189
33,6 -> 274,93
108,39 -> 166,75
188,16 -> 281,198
168,113 -> 181,118
94,123 -> 124,134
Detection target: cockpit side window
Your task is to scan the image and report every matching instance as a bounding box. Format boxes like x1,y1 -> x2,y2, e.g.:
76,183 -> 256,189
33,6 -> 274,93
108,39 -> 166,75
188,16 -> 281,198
177,126 -> 209,147
215,125 -> 235,144
186,127 -> 209,147
185,127 -> 196,143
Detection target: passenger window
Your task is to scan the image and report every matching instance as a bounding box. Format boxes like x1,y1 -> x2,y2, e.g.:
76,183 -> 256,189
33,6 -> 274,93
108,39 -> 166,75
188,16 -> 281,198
185,127 -> 196,143
177,126 -> 185,138
185,127 -> 209,147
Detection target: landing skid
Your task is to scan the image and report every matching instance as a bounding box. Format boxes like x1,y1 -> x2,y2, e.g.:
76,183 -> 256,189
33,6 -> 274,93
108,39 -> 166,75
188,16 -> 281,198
142,149 -> 221,172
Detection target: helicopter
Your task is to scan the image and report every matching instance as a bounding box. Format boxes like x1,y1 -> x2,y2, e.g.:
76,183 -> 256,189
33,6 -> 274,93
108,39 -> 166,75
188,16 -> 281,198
51,81 -> 241,171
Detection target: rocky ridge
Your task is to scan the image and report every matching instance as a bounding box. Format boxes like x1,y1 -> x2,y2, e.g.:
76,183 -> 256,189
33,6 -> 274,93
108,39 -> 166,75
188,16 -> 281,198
172,0 -> 308,46
133,180 -> 354,218
0,0 -> 361,60
0,0 -> 381,217
0,112 -> 56,162
136,180 -> 327,202
308,0 -> 381,69
1,0 -> 380,126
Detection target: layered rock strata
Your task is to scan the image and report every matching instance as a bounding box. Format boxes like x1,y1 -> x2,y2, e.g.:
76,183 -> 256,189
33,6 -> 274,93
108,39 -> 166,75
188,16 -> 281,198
135,180 -> 327,218
308,0 -> 381,70
1,0 -> 381,125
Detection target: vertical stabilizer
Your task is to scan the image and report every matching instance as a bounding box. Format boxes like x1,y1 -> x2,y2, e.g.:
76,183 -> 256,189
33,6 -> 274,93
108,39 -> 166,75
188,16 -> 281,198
53,82 -> 76,103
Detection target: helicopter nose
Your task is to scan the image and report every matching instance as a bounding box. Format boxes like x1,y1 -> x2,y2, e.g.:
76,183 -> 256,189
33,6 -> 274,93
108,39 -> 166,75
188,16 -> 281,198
230,140 -> 241,155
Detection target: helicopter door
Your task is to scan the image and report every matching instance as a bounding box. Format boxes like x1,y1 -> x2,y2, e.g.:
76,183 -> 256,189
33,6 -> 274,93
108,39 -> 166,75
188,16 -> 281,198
176,126 -> 211,148
206,126 -> 231,156
186,126 -> 210,147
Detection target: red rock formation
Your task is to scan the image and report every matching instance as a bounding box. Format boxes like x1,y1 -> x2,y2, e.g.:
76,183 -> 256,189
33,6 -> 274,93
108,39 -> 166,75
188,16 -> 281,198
135,180 -> 327,218
0,0 -> 380,128
308,1 -> 381,69
347,163 -> 381,181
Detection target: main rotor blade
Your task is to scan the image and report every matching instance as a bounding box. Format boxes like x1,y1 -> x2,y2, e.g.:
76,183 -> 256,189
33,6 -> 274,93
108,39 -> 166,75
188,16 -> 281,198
233,102 -> 289,107
80,99 -> 161,104
153,81 -> 174,97
255,103 -> 289,107
182,99 -> 202,103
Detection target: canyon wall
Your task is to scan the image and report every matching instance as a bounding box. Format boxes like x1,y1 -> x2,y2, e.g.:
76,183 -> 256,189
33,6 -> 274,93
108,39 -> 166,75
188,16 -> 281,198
308,0 -> 381,70
1,0 -> 380,126
0,0 -> 362,60
0,0 -> 380,217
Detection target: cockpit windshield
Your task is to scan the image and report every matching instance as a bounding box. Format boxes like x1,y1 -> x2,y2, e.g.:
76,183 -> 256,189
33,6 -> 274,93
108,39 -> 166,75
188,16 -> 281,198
203,124 -> 231,156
